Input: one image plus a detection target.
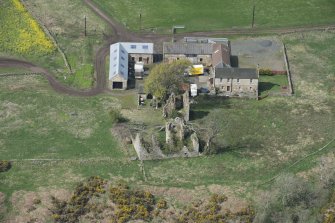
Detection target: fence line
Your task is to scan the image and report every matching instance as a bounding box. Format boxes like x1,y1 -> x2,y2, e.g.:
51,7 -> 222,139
0,72 -> 43,77
20,0 -> 72,74
283,43 -> 294,95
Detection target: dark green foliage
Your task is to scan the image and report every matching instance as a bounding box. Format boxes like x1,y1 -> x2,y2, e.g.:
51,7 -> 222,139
259,69 -> 274,76
254,174 -> 326,222
51,176 -> 106,223
109,109 -> 126,124
0,161 -> 11,172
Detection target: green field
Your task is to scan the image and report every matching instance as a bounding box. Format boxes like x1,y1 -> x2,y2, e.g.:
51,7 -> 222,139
0,30 -> 334,220
0,0 -> 112,89
92,0 -> 335,32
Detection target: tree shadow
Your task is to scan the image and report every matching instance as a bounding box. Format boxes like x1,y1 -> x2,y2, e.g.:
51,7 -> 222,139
189,110 -> 209,121
259,82 -> 280,94
200,138 -> 264,156
192,95 -> 232,110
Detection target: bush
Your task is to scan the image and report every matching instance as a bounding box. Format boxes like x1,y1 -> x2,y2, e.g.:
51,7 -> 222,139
259,69 -> 274,76
109,109 -> 125,124
0,160 -> 11,172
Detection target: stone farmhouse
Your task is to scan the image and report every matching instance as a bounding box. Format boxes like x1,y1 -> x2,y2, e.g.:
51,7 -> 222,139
163,37 -> 259,98
214,68 -> 259,98
109,42 -> 153,89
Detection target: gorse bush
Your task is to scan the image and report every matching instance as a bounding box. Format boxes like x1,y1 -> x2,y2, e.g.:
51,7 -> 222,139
0,0 -> 55,56
0,160 -> 11,172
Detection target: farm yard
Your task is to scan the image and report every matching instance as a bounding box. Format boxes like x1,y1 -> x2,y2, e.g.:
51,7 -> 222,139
92,0 -> 335,32
1,30 -> 335,221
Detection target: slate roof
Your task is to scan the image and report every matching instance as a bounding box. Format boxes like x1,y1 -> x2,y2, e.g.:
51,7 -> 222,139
163,42 -> 213,55
215,68 -> 258,79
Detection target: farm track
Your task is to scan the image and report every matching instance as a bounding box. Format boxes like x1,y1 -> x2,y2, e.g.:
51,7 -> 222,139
0,0 -> 335,96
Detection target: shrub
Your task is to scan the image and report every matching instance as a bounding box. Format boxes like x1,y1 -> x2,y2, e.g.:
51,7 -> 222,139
259,69 -> 274,76
0,160 -> 11,172
157,199 -> 168,209
109,109 -> 125,124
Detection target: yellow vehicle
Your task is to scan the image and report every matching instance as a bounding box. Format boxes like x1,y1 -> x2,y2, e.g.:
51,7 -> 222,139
189,64 -> 204,76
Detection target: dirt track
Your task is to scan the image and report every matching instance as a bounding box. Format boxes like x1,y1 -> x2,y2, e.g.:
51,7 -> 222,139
1,0 -> 334,96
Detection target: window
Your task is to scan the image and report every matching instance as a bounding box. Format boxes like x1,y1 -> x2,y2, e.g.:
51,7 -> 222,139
121,56 -> 125,60
250,79 -> 253,83
121,64 -> 124,68
130,45 -> 136,49
227,78 -> 230,82
131,57 -> 135,61
139,57 -> 142,62
114,49 -> 117,53
237,78 -> 240,83
121,50 -> 125,54
199,58 -> 203,62
220,78 -> 223,82
227,86 -> 231,91
142,45 -> 148,49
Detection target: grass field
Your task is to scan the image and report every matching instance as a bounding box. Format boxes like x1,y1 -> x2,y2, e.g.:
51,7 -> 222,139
1,31 -> 334,220
0,0 -> 112,89
23,0 -> 113,89
92,0 -> 335,32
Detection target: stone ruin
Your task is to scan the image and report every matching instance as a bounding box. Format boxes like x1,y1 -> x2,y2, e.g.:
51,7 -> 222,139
163,91 -> 190,122
131,91 -> 198,160
132,117 -> 199,160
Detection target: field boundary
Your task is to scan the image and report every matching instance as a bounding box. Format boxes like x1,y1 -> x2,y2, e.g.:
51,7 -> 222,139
20,0 -> 72,74
0,72 -> 43,77
283,43 -> 294,95
260,138 -> 335,185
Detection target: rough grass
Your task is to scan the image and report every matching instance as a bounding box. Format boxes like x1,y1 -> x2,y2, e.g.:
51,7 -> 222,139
143,31 -> 334,189
0,31 -> 334,220
13,0 -> 112,89
92,0 -> 335,32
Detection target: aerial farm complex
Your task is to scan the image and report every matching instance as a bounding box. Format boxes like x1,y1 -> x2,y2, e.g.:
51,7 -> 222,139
109,37 -> 260,98
0,0 -> 334,222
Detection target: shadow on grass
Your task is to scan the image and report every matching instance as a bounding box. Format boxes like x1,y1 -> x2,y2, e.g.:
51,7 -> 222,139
259,82 -> 279,94
192,95 -> 231,110
200,139 -> 264,156
189,110 -> 209,121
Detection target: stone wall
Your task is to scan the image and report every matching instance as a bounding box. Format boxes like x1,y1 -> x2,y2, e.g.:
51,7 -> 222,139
129,53 -> 153,65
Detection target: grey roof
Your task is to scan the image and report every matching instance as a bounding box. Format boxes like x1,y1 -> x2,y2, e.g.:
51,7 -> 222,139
163,42 -> 213,55
215,68 -> 258,79
183,37 -> 230,46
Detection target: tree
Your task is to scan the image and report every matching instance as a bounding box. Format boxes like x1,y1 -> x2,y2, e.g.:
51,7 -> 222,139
144,59 -> 191,101
195,110 -> 225,154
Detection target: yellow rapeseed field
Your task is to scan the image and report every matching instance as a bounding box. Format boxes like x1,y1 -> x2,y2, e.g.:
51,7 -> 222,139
0,0 -> 55,56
